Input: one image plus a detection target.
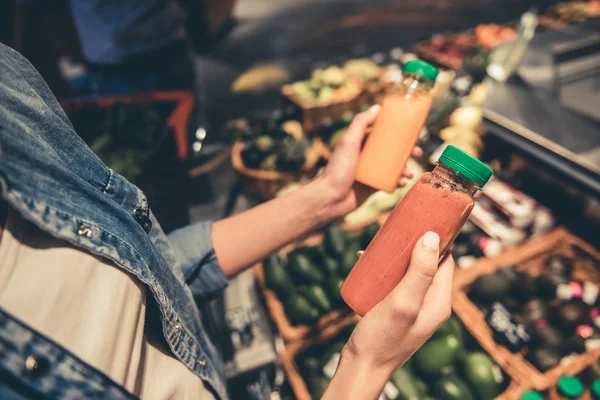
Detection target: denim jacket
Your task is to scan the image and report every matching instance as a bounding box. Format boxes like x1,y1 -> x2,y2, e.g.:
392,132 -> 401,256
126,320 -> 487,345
0,44 -> 229,399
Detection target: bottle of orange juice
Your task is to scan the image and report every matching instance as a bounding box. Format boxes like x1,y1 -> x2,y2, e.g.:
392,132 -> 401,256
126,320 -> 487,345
355,60 -> 438,193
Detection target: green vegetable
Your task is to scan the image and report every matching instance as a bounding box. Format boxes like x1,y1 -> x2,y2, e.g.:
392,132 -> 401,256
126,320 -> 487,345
463,352 -> 500,400
339,238 -> 361,277
319,341 -> 346,368
360,222 -> 380,249
284,294 -> 319,324
324,225 -> 346,257
308,375 -> 331,399
301,356 -> 321,378
321,66 -> 346,87
391,367 -> 425,400
433,375 -> 475,400
275,137 -> 307,172
325,276 -> 344,306
426,90 -> 460,134
288,252 -> 325,284
328,128 -> 346,150
413,378 -> 428,397
254,135 -> 274,152
241,145 -> 265,169
414,334 -> 461,376
322,256 -> 340,276
263,254 -> 293,297
300,285 -> 332,312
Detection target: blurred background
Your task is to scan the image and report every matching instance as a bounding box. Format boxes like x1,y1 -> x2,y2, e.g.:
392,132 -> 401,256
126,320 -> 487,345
2,1 -> 600,398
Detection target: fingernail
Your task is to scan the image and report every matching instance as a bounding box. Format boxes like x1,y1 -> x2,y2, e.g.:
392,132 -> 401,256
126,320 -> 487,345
422,232 -> 439,252
369,104 -> 381,113
357,250 -> 364,258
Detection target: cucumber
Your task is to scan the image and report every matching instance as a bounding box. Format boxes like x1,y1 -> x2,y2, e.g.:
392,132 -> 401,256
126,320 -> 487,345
300,285 -> 332,312
284,294 -> 319,324
360,222 -> 380,249
288,252 -> 325,284
391,367 -> 425,400
324,225 -> 346,257
322,256 -> 340,276
325,276 -> 344,307
433,375 -> 475,400
263,254 -> 293,297
339,237 -> 361,276
308,375 -> 331,399
414,334 -> 461,376
463,352 -> 500,400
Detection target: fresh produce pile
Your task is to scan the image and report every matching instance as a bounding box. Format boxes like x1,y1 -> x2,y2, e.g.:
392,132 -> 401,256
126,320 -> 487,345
70,102 -> 168,184
239,116 -> 318,173
289,66 -> 362,104
474,24 -> 517,49
262,223 -> 380,325
295,315 -> 509,400
469,253 -> 600,373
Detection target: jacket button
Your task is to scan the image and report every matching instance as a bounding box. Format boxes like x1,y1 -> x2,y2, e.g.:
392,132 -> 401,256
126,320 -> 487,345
199,358 -> 207,372
78,225 -> 93,238
25,355 -> 49,377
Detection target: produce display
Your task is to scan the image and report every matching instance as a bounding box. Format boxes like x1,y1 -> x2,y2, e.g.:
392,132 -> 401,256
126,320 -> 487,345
469,252 -> 600,374
262,223 -> 380,326
70,102 -> 169,184
474,24 -> 517,49
288,66 -> 362,105
292,315 -> 510,400
239,117 -> 319,173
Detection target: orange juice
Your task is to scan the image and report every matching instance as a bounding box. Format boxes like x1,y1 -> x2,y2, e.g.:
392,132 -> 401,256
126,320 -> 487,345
355,60 -> 438,193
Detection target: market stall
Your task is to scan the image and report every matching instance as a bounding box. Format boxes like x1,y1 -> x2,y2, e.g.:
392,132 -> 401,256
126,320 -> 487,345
225,3 -> 600,399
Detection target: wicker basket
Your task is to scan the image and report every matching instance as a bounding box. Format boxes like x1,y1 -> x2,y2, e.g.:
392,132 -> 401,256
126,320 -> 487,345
231,138 -> 329,201
281,83 -> 366,134
453,228 -> 600,391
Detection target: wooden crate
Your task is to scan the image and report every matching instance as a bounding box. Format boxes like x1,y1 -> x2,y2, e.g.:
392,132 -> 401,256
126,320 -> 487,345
453,228 -> 600,391
281,318 -> 523,400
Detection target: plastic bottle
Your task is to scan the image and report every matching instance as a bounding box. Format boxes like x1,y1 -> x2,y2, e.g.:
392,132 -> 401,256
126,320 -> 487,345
548,375 -> 585,400
355,60 -> 438,193
342,145 -> 493,316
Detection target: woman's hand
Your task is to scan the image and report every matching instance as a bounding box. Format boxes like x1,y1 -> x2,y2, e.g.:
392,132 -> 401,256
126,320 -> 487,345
323,232 -> 454,400
316,105 -> 422,220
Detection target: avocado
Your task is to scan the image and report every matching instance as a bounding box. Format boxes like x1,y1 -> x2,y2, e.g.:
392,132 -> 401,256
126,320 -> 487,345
562,334 -> 587,354
536,273 -> 568,299
391,367 -> 425,400
308,375 -> 331,399
284,294 -> 319,325
544,255 -> 574,278
526,347 -> 561,372
324,225 -> 347,257
469,271 -> 511,304
555,302 -> 588,332
463,352 -> 500,400
322,256 -> 340,276
360,222 -> 380,249
531,324 -> 564,350
519,298 -> 551,327
500,267 -> 536,302
263,254 -> 293,297
433,375 -> 475,400
288,252 -> 325,284
275,137 -> 307,172
300,285 -> 332,312
302,244 -> 328,263
414,334 -> 461,376
325,276 -> 344,307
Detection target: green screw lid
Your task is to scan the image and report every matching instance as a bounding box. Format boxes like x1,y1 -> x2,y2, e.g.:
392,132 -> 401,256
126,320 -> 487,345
403,60 -> 439,82
438,145 -> 493,187
519,391 -> 544,400
557,375 -> 584,398
592,379 -> 600,398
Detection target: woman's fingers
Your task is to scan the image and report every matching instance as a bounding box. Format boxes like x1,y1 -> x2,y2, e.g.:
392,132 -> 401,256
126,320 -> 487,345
419,255 -> 455,327
388,232 -> 441,318
411,146 -> 423,158
339,105 -> 380,148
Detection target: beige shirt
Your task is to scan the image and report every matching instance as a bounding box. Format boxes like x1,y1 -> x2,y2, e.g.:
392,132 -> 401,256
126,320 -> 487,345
0,208 -> 215,400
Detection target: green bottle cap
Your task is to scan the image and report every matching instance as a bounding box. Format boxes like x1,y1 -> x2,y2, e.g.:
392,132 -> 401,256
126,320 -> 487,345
592,379 -> 600,398
557,375 -> 584,398
438,145 -> 493,187
403,60 -> 439,82
519,391 -> 544,400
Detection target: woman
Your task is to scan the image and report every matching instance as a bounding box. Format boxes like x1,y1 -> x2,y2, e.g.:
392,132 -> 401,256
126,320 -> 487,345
0,42 -> 452,400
